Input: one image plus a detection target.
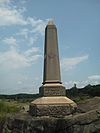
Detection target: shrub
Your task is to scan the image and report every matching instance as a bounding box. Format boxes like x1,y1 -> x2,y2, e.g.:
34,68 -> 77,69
0,100 -> 19,118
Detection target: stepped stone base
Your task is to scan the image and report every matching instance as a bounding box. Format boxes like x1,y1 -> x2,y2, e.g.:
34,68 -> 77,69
29,96 -> 77,116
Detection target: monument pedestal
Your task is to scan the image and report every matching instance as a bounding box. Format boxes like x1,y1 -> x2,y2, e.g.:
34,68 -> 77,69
29,83 -> 77,116
29,96 -> 77,116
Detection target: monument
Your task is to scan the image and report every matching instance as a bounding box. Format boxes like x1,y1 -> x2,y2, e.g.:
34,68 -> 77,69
29,21 -> 77,116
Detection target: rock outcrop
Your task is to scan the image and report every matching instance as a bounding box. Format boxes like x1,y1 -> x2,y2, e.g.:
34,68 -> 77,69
0,97 -> 100,133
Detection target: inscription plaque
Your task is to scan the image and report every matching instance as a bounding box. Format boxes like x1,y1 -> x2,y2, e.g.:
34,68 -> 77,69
39,86 -> 66,96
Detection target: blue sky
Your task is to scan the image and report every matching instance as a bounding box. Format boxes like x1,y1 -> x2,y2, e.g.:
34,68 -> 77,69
0,0 -> 100,94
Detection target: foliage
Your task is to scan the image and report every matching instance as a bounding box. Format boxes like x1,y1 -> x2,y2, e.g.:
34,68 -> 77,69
80,84 -> 100,96
0,93 -> 40,101
0,100 -> 20,118
66,84 -> 100,98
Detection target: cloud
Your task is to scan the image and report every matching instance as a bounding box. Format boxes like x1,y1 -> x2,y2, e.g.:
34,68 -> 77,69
64,75 -> 100,89
0,48 -> 30,69
24,47 -> 42,63
17,80 -> 22,85
0,7 -> 27,26
27,54 -> 42,63
0,6 -> 47,35
28,36 -> 38,46
0,0 -> 48,51
64,80 -> 89,89
61,55 -> 89,71
0,0 -> 28,26
88,75 -> 100,80
24,47 -> 40,56
64,78 -> 100,89
2,36 -> 18,47
16,28 -> 29,39
0,1 -> 48,94
0,72 -> 39,94
16,28 -> 38,46
0,0 -> 10,4
0,46 -> 42,70
17,17 -> 47,36
27,17 -> 47,35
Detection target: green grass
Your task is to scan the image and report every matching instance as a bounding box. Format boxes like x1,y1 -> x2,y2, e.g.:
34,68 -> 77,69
0,100 -> 20,118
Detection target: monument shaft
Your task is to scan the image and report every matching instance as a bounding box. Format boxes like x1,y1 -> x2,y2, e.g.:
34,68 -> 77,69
39,21 -> 66,97
43,24 -> 61,84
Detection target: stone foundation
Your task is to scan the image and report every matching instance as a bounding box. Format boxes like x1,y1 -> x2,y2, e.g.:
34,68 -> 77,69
29,104 -> 76,116
29,96 -> 77,116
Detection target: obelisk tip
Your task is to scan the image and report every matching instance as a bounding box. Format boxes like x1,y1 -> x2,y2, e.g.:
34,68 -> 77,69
48,20 -> 54,25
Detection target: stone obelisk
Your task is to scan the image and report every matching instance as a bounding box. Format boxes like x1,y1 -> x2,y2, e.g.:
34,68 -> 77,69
43,20 -> 61,84
29,21 -> 77,116
39,20 -> 65,97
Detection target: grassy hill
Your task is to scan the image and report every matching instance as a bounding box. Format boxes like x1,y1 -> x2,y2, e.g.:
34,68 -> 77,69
66,84 -> 100,102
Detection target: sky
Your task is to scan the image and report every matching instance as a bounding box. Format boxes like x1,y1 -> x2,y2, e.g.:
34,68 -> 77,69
0,0 -> 100,94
